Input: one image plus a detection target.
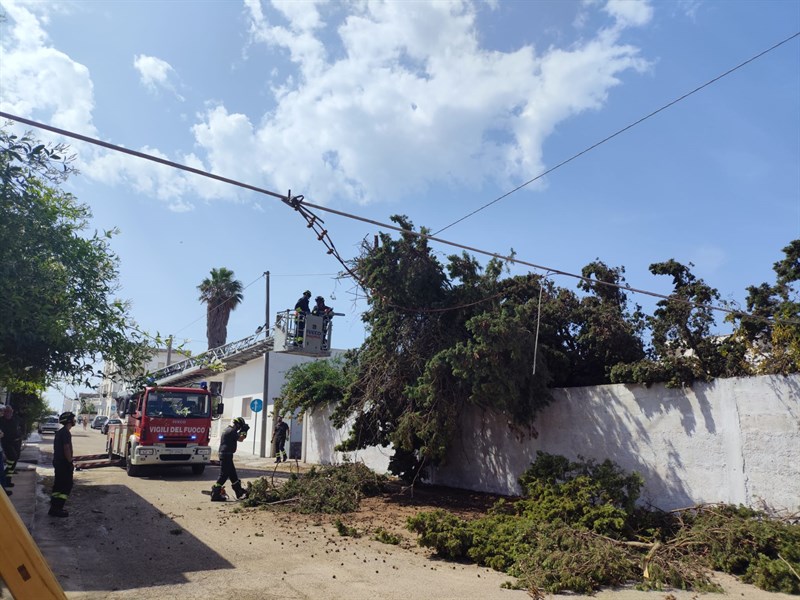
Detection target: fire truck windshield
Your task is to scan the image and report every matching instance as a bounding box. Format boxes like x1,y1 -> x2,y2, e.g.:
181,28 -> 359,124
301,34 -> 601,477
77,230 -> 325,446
145,392 -> 210,418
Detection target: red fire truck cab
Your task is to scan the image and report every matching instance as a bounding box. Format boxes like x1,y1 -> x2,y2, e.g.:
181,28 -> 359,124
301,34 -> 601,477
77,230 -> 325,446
108,384 -> 223,477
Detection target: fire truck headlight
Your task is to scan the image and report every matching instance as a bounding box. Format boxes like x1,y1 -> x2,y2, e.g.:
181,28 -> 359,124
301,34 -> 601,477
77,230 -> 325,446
158,434 -> 165,441
190,434 -> 197,440
138,448 -> 155,456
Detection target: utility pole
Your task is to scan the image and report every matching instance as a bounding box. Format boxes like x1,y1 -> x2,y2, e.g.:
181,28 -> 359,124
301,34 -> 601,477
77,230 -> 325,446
166,335 -> 173,366
259,271 -> 271,458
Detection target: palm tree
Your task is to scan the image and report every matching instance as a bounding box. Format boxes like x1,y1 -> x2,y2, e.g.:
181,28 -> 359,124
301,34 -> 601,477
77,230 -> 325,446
197,268 -> 244,349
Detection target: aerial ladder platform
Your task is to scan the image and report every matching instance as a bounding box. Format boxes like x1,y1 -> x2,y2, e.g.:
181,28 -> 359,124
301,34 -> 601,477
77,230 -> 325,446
147,309 -> 340,388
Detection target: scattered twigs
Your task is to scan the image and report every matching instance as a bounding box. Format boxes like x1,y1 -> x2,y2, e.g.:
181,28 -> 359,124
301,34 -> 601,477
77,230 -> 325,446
779,553 -> 800,582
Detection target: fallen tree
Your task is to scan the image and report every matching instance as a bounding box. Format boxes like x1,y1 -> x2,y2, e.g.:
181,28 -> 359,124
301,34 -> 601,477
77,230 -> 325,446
407,453 -> 800,597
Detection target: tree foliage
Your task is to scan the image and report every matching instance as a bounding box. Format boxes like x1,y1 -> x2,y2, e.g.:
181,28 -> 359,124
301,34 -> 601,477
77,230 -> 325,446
277,216 -> 797,479
0,127 -> 151,393
729,240 -> 800,374
197,267 -> 243,349
574,261 -> 646,385
408,453 -> 800,596
274,356 -> 351,418
280,217 -> 651,481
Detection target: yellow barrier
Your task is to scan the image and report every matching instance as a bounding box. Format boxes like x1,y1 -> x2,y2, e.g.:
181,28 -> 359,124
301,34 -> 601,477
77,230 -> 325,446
0,488 -> 66,599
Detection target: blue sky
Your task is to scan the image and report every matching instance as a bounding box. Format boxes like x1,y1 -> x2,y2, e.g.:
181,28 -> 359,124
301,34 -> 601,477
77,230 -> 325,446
1,0 -> 798,408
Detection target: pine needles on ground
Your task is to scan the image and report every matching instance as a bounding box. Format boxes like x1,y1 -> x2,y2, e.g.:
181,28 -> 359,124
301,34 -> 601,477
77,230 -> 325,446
242,462 -> 387,514
407,452 -> 800,596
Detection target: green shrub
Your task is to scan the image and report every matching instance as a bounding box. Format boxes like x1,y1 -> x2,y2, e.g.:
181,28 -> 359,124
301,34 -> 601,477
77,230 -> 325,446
335,518 -> 361,537
407,453 -> 800,596
373,527 -> 401,545
407,510 -> 473,559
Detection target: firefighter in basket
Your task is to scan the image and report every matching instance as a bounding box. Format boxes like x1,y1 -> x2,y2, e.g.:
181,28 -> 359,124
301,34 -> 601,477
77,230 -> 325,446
210,417 -> 250,502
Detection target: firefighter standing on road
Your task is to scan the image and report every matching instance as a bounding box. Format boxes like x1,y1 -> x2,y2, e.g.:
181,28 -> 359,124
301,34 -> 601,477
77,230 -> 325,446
272,415 -> 289,463
49,412 -> 76,518
211,417 -> 250,501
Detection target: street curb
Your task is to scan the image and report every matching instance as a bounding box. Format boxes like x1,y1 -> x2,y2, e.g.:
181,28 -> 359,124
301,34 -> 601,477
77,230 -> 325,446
8,439 -> 42,533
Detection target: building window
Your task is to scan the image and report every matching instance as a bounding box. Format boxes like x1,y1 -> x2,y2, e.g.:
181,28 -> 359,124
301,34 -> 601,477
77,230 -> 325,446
241,397 -> 252,419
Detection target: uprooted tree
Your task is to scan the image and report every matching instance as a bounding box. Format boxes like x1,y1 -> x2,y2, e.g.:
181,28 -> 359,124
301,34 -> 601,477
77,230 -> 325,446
278,216 -> 649,480
276,216 -> 798,483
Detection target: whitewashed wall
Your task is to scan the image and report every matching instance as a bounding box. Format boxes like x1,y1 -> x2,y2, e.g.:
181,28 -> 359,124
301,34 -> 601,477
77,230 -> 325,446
209,352 -> 318,456
210,350 -> 339,458
304,404 -> 394,474
306,375 -> 800,512
431,374 -> 800,511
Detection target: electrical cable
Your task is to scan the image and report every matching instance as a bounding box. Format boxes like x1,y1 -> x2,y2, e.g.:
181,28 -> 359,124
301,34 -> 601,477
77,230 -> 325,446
0,113 -> 796,327
431,31 -> 800,236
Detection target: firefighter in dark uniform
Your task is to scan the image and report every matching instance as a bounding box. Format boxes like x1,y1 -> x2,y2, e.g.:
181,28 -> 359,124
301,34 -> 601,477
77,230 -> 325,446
271,415 -> 289,463
294,290 -> 312,344
211,417 -> 250,501
49,411 -> 76,517
0,404 -> 22,488
312,296 -> 334,349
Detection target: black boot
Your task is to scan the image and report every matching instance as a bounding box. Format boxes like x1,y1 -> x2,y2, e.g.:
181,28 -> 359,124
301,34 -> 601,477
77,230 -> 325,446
210,485 -> 228,502
232,481 -> 248,500
48,497 -> 68,517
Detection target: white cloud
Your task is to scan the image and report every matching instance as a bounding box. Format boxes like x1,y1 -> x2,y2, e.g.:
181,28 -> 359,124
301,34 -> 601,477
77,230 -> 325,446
133,54 -> 184,101
0,3 -> 195,210
222,0 -> 652,204
604,0 -> 653,28
0,0 -> 97,137
1,0 -> 654,210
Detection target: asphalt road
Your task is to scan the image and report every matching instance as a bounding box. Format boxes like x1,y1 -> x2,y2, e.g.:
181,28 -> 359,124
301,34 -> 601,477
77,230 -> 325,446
23,428 -> 796,600
28,427 -> 534,600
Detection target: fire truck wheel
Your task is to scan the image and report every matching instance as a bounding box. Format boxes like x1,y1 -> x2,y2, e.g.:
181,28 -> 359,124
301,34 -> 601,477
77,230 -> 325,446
191,464 -> 205,475
126,448 -> 141,477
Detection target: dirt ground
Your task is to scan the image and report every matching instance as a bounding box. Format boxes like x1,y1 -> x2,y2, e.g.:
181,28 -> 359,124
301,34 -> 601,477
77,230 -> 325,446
20,431 -> 800,600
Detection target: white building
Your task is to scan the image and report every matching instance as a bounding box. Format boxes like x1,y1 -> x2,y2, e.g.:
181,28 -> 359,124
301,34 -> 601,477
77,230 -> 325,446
207,351 -> 337,459
100,347 -> 190,401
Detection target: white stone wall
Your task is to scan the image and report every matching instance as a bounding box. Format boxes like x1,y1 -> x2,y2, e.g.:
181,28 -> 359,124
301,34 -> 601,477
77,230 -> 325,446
427,374 -> 800,511
305,374 -> 800,512
303,404 -> 394,474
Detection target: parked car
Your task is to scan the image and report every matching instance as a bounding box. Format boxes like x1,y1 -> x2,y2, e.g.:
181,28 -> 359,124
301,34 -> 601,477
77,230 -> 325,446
101,417 -> 122,435
38,415 -> 60,434
91,415 -> 108,430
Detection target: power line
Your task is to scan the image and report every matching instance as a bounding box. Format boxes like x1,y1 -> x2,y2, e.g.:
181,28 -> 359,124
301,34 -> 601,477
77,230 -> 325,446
1,113 -> 796,327
432,30 -> 800,236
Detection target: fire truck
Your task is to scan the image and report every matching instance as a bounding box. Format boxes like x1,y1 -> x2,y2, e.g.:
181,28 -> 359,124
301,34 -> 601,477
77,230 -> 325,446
105,383 -> 223,477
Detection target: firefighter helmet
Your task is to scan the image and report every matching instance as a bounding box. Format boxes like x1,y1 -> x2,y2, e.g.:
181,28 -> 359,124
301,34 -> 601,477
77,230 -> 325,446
303,290 -> 311,297
59,411 -> 76,425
